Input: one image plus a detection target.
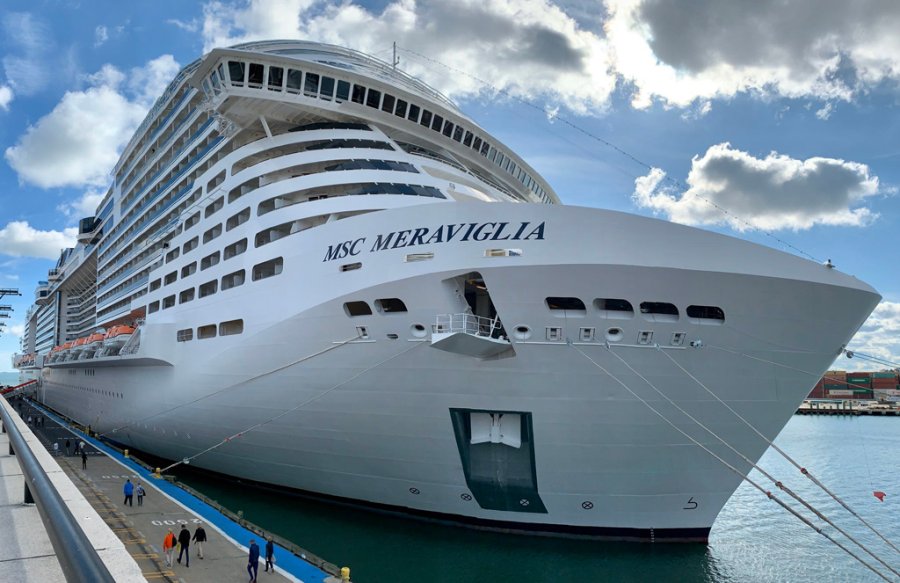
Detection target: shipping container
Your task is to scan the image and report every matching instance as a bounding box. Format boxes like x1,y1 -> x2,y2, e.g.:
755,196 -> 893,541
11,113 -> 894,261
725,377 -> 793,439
827,389 -> 854,397
873,372 -> 897,379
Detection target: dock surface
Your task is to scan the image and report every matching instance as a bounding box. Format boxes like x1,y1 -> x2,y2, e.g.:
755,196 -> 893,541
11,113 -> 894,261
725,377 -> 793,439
5,395 -> 338,582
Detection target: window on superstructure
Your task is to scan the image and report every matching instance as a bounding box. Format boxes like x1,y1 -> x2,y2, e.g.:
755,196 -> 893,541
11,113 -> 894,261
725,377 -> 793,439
594,299 -> 634,319
176,328 -> 193,342
162,295 -> 175,309
248,63 -> 264,88
179,288 -> 195,304
199,280 -> 217,298
221,269 -> 245,291
304,73 -> 320,97
366,88 -> 381,108
481,141 -> 491,156
226,207 -> 250,231
351,84 -> 366,104
472,136 -> 482,151
319,76 -> 335,100
463,131 -> 474,147
164,271 -> 177,285
286,69 -> 302,93
210,71 -> 221,92
442,120 -> 454,137
205,196 -> 224,218
268,66 -> 284,91
431,114 -> 444,132
148,301 -> 160,314
336,80 -> 350,102
183,237 -> 199,254
640,302 -> 679,322
381,94 -> 395,113
228,61 -> 245,86
228,177 -> 259,203
150,279 -> 161,291
453,126 -> 465,143
344,301 -> 372,316
375,298 -> 408,313
181,262 -> 197,278
217,63 -> 227,84
420,110 -> 432,127
546,297 -> 586,312
185,211 -> 201,230
165,247 -> 180,263
252,257 -> 283,281
220,319 -> 244,336
687,305 -> 725,323
200,251 -> 220,271
198,324 -> 216,339
223,238 -> 248,260
207,170 -> 226,192
203,224 -> 222,244
406,102 -> 419,122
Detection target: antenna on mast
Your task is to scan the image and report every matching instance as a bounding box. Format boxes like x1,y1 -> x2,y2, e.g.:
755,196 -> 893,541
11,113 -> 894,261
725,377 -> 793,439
392,41 -> 400,70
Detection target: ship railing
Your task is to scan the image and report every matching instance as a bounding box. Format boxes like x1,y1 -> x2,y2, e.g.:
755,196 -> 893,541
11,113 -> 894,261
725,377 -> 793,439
433,313 -> 506,340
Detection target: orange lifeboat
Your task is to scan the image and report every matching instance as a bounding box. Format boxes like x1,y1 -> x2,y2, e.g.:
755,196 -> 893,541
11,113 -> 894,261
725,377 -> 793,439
103,325 -> 135,352
80,332 -> 107,359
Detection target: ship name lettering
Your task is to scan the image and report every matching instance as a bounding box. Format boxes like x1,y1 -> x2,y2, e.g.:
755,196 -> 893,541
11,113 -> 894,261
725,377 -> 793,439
325,221 -> 546,261
323,238 -> 366,262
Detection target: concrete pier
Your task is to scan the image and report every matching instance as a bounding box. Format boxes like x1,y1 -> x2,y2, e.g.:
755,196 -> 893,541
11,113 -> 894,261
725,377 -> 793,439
0,395 -> 144,582
5,395 -> 344,582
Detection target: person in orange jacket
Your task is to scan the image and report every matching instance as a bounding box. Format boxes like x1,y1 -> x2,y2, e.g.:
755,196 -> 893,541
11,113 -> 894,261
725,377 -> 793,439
163,528 -> 177,568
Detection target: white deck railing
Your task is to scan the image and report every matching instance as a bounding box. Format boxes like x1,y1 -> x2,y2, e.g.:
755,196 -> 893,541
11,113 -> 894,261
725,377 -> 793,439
433,313 -> 506,340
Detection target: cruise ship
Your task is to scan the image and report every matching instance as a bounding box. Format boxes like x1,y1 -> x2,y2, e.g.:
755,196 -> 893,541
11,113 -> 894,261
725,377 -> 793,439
13,40 -> 880,541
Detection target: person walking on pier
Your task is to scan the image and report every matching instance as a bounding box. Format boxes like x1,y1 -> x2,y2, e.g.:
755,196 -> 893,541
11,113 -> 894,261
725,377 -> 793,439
123,478 -> 134,507
192,523 -> 207,559
264,537 -> 275,573
65,438 -> 71,456
177,524 -> 191,567
247,539 -> 260,582
136,483 -> 145,506
81,449 -> 87,470
163,529 -> 177,568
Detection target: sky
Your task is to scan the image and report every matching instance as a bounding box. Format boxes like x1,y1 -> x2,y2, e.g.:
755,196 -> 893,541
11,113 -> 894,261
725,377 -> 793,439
0,0 -> 898,373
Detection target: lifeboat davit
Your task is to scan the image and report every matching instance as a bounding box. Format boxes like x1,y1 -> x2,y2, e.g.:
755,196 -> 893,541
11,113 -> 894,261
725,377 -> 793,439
48,345 -> 63,363
67,337 -> 89,361
103,325 -> 135,354
80,332 -> 106,359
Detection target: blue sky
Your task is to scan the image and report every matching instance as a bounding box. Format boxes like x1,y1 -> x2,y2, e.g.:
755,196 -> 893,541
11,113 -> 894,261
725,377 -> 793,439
0,0 -> 898,372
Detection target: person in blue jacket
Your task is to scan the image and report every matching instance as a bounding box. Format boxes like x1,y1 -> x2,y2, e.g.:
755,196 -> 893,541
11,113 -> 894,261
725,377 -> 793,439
247,539 -> 260,582
123,479 -> 134,506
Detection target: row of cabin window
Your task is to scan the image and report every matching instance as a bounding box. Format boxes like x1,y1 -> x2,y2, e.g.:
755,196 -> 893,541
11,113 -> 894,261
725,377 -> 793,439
205,59 -> 549,202
176,319 -> 244,342
148,257 -> 284,313
344,299 -> 407,316
545,297 -> 725,322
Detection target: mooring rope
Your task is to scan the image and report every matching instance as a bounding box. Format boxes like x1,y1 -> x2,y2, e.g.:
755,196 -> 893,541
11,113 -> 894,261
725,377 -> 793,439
159,340 -> 425,473
606,344 -> 898,578
704,344 -> 900,556
568,342 -> 891,581
103,333 -> 363,437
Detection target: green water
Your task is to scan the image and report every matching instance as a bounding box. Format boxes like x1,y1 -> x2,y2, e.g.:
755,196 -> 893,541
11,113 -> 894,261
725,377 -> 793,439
175,416 -> 899,582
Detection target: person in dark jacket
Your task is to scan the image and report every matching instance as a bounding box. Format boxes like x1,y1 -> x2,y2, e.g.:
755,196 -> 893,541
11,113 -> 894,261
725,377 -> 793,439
247,539 -> 260,582
192,523 -> 207,559
177,524 -> 191,567
123,479 -> 134,506
264,537 -> 275,573
81,449 -> 87,470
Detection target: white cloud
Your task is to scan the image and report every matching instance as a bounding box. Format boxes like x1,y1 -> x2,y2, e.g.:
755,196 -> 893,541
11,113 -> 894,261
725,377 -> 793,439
606,0 -> 900,109
58,189 -> 106,219
200,0 -> 615,114
815,102 -> 835,121
167,18 -> 200,33
4,55 -> 180,189
94,25 -> 109,47
844,301 -> 900,372
632,143 -> 881,231
0,221 -> 77,260
0,85 -> 12,110
7,324 -> 25,338
2,12 -> 51,96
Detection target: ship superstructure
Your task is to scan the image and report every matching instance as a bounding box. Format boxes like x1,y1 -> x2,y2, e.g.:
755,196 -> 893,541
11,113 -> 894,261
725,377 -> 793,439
14,41 -> 879,541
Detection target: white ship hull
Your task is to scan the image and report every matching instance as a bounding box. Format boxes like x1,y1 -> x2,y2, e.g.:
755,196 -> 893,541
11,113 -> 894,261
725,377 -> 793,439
38,202 -> 879,540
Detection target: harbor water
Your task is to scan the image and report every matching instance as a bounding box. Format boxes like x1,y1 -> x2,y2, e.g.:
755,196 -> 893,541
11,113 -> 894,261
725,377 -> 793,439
174,415 -> 900,582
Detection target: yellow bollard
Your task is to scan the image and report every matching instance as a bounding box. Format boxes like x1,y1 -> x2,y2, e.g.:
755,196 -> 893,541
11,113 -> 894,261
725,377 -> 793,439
124,449 -> 129,458
341,566 -> 350,582
154,467 -> 161,478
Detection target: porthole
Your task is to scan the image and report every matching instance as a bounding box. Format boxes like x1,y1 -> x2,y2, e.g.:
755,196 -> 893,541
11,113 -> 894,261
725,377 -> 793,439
386,333 -> 399,340
410,323 -> 427,338
606,327 -> 624,342
513,325 -> 531,340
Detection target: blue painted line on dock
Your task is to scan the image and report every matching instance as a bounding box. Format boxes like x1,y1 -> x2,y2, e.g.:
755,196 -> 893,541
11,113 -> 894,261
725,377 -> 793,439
31,400 -> 331,583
